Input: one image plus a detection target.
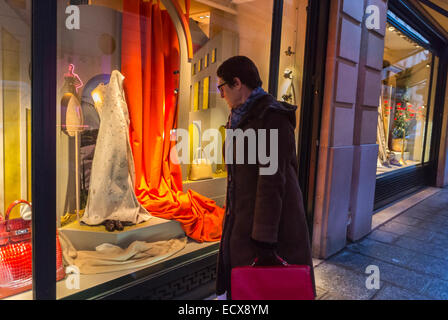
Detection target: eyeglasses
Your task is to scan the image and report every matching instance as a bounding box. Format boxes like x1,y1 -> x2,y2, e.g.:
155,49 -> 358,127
217,82 -> 228,93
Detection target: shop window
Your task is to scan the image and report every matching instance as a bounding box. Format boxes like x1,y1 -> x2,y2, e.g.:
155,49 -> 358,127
0,0 -> 33,299
52,0 -> 272,299
377,22 -> 436,175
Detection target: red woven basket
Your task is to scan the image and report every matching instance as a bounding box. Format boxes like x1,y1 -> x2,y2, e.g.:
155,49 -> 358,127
0,200 -> 65,291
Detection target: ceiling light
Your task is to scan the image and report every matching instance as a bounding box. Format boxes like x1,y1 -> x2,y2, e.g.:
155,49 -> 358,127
200,16 -> 205,19
389,27 -> 395,31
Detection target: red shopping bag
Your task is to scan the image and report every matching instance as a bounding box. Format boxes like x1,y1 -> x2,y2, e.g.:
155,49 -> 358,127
231,256 -> 314,300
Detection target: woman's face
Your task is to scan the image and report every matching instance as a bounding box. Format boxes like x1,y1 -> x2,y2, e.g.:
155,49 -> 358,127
218,77 -> 242,109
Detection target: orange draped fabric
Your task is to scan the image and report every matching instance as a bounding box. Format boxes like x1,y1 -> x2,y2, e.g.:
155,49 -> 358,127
121,0 -> 224,242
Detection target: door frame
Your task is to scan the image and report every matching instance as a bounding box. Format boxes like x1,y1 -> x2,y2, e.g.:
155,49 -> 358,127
296,0 -> 330,238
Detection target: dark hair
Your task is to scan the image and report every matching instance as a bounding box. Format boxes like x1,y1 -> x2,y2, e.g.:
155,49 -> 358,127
217,56 -> 262,90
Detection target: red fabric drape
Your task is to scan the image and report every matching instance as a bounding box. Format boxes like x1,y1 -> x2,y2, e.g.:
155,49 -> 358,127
122,0 -> 224,242
185,0 -> 190,18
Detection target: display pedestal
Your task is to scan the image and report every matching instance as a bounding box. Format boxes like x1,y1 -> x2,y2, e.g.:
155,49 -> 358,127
391,151 -> 410,161
59,217 -> 185,251
183,173 -> 227,207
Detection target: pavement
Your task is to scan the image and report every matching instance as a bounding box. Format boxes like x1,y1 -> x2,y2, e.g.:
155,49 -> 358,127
314,187 -> 448,300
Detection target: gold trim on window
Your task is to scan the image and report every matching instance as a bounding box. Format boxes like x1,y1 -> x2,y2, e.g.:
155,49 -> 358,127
193,82 -> 199,111
203,77 -> 210,109
211,48 -> 216,63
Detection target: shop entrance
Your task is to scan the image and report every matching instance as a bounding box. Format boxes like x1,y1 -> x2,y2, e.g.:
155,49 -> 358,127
279,0 -> 330,237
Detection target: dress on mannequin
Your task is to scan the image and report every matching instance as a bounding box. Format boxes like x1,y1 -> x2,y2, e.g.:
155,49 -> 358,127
81,70 -> 151,226
61,94 -> 84,137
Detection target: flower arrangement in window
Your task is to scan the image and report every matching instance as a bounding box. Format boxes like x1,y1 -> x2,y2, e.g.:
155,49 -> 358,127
390,100 -> 418,164
392,102 -> 414,139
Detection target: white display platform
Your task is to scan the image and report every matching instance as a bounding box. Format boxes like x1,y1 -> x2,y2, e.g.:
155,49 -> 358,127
183,174 -> 227,208
391,151 -> 410,161
59,217 -> 185,251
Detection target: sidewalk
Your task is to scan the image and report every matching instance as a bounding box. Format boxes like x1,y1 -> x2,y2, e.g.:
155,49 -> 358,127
314,187 -> 448,300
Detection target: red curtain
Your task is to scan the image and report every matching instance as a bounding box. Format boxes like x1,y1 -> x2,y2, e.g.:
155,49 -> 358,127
122,0 -> 224,242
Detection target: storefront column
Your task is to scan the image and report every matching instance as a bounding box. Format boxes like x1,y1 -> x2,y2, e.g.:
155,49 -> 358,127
312,0 -> 387,258
348,0 -> 388,241
312,0 -> 362,259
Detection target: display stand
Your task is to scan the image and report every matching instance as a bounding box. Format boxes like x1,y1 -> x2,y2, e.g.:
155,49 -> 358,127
75,131 -> 80,221
59,217 -> 185,251
399,131 -> 407,166
377,100 -> 390,167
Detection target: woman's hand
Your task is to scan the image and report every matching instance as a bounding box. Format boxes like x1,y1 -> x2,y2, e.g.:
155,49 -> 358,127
251,238 -> 286,266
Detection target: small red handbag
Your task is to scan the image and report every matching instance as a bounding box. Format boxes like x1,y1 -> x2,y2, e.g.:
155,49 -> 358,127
231,256 -> 315,300
0,200 -> 65,296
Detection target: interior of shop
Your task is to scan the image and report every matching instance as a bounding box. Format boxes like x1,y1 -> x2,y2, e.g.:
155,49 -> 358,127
377,22 -> 434,175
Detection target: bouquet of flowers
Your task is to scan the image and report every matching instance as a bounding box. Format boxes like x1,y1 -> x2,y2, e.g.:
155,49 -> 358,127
392,102 -> 415,139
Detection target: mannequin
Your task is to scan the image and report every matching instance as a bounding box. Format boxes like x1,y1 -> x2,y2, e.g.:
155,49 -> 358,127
60,64 -> 85,221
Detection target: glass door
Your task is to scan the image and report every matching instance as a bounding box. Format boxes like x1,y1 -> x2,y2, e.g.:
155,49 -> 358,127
277,0 -> 309,146
278,0 -> 329,237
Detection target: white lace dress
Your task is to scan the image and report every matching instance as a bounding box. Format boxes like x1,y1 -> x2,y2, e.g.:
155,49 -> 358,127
81,70 -> 150,225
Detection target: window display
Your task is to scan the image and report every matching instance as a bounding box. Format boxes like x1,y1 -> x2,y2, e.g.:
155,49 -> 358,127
51,0 -> 273,298
0,0 -> 33,299
376,22 -> 436,175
